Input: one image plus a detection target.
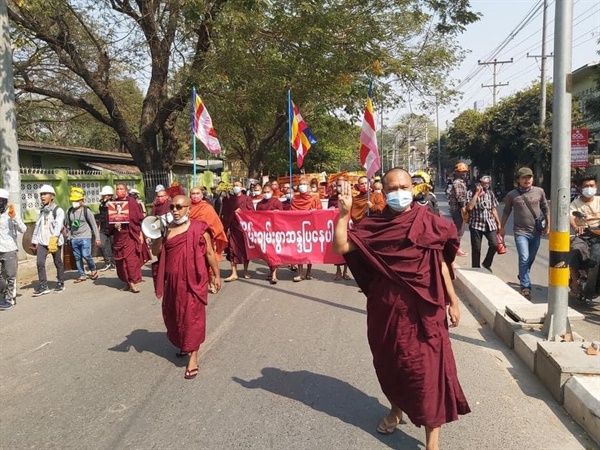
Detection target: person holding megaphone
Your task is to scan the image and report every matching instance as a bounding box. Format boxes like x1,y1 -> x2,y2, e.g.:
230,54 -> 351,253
151,195 -> 222,380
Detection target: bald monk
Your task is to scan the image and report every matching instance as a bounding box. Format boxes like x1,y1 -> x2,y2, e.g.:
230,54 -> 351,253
256,184 -> 283,284
189,186 -> 228,293
221,181 -> 254,281
152,195 -> 221,380
333,168 -> 470,450
111,184 -> 150,293
351,176 -> 385,224
291,178 -> 322,281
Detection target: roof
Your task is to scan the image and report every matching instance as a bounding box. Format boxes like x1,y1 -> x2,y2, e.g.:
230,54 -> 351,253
82,162 -> 140,174
19,140 -> 133,162
572,61 -> 600,81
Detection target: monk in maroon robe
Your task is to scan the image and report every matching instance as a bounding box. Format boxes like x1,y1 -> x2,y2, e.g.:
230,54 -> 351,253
221,181 -> 255,281
334,168 -> 470,450
256,184 -> 283,284
152,195 -> 221,379
111,184 -> 150,293
151,190 -> 170,217
291,178 -> 322,281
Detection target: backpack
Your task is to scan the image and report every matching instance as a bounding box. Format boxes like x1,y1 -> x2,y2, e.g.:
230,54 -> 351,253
50,206 -> 69,239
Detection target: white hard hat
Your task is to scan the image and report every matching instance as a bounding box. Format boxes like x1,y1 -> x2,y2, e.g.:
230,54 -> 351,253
39,184 -> 56,195
100,186 -> 114,196
130,188 -> 140,195
0,188 -> 9,199
155,184 -> 165,193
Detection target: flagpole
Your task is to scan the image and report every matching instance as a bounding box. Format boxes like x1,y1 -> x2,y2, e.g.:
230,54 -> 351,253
366,79 -> 372,216
192,87 -> 197,186
287,89 -> 293,192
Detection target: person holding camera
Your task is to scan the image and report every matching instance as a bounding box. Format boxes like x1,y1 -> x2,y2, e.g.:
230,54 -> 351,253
499,167 -> 550,300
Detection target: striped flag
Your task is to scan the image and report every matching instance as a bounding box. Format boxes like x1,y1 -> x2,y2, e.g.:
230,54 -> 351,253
360,82 -> 380,178
289,100 -> 317,168
192,88 -> 221,155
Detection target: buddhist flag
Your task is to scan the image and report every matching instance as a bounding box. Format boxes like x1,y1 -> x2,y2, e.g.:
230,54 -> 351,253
192,88 -> 221,155
360,81 -> 381,178
289,100 -> 317,168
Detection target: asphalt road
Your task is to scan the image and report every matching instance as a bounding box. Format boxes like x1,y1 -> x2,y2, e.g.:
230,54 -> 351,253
0,256 -> 596,449
437,192 -> 600,342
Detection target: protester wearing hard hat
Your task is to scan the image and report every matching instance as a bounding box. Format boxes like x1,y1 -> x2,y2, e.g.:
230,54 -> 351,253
98,186 -> 115,271
0,188 -> 27,310
448,163 -> 470,257
31,184 -> 66,296
67,186 -> 101,283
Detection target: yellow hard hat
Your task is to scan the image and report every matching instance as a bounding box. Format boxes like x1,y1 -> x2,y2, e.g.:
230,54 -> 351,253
69,186 -> 85,201
412,170 -> 431,185
454,162 -> 469,173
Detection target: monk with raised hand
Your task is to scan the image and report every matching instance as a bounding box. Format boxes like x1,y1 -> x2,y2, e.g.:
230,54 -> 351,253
291,178 -> 322,281
189,187 -> 227,294
221,181 -> 254,281
333,168 -> 470,450
152,195 -> 221,380
112,184 -> 149,293
256,184 -> 283,284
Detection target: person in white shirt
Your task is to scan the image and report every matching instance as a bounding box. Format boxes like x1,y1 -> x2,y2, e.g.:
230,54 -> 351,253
0,189 -> 27,310
31,184 -> 66,296
569,174 -> 600,295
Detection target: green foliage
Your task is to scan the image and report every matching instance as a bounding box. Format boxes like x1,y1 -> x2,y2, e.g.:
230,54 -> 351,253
9,0 -> 479,175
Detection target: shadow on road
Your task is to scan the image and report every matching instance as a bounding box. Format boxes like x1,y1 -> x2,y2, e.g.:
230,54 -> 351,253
108,329 -> 186,367
233,368 -> 422,449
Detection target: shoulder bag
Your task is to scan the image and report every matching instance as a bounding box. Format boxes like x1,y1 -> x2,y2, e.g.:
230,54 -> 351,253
519,191 -> 547,232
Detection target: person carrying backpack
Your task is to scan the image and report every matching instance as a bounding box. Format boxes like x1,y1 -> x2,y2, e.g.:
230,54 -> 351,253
31,184 -> 66,296
67,187 -> 101,283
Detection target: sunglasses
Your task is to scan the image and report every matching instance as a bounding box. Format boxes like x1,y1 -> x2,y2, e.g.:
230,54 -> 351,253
169,203 -> 188,211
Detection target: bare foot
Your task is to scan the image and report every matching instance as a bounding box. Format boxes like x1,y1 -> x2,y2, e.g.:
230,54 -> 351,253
223,276 -> 238,282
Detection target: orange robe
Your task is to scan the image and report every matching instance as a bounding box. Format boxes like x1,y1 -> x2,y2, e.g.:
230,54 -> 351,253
291,193 -> 322,211
189,200 -> 227,260
351,192 -> 386,224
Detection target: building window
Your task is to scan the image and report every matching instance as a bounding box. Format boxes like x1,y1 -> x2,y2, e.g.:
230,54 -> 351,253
31,154 -> 42,168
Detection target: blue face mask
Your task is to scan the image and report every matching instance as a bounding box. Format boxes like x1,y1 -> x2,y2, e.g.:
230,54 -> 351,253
385,190 -> 413,212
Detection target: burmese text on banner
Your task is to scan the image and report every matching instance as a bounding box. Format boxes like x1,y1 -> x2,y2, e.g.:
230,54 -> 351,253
236,210 -> 345,265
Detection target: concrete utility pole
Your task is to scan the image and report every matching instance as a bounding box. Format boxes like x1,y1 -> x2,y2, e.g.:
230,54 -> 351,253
0,1 -> 22,217
543,0 -> 573,340
478,58 -> 513,106
436,98 -> 441,187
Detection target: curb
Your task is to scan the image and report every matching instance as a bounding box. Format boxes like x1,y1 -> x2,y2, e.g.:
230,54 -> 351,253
455,267 -> 600,445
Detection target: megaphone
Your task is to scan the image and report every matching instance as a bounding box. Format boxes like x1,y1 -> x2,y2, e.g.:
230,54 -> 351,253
142,215 -> 165,239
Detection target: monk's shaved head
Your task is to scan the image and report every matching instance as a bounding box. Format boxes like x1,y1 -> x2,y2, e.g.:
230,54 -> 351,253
172,194 -> 191,207
382,168 -> 412,192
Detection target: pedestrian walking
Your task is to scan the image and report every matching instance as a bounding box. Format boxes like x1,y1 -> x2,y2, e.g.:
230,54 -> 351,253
66,187 -> 101,283
448,162 -> 470,256
333,168 -> 470,449
221,181 -> 254,281
31,184 -> 66,296
98,186 -> 115,271
499,167 -> 550,300
465,175 -> 501,271
151,195 -> 221,380
0,189 -> 27,310
256,183 -> 283,284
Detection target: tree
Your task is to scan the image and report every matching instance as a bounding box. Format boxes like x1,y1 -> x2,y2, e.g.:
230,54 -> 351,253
9,0 -> 479,174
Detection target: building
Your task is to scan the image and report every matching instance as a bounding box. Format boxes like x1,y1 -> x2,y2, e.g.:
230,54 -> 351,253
572,62 -> 600,154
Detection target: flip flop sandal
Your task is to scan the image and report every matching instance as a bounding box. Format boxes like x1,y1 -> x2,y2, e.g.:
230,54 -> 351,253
293,276 -> 304,282
90,271 -> 99,280
74,277 -> 87,284
269,279 -> 278,285
342,274 -> 352,280
243,275 -> 251,279
130,288 -> 140,294
176,351 -> 190,358
184,367 -> 199,380
223,277 -> 238,283
333,274 -> 342,281
376,415 -> 401,435
305,275 -> 313,280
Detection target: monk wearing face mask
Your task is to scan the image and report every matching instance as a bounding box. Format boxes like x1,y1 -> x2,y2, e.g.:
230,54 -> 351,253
291,178 -> 322,281
351,176 -> 385,224
189,187 -> 228,293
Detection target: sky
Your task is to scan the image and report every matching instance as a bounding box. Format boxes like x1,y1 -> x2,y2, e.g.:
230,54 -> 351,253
386,0 -> 600,130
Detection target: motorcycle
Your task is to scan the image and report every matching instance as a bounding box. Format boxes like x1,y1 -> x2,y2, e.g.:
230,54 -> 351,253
571,211 -> 600,303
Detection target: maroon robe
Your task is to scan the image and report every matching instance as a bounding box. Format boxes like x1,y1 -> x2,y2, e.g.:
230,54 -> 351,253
221,194 -> 254,264
155,220 -> 209,352
151,201 -> 170,217
344,204 -> 470,428
256,197 -> 283,211
112,196 -> 149,284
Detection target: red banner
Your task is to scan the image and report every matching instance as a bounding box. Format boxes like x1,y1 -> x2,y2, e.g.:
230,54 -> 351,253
571,128 -> 589,168
236,210 -> 345,265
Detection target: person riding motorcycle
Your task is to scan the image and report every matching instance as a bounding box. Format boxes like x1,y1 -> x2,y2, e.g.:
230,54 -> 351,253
412,171 -> 440,215
569,174 -> 600,296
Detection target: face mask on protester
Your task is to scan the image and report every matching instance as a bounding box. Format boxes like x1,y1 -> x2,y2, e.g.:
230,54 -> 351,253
263,193 -> 272,200
385,190 -> 413,212
311,186 -> 318,193
253,190 -> 262,197
298,184 -> 309,194
173,213 -> 189,225
191,194 -> 202,204
582,187 -> 597,198
358,185 -> 368,194
71,201 -> 81,209
233,186 -> 242,195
